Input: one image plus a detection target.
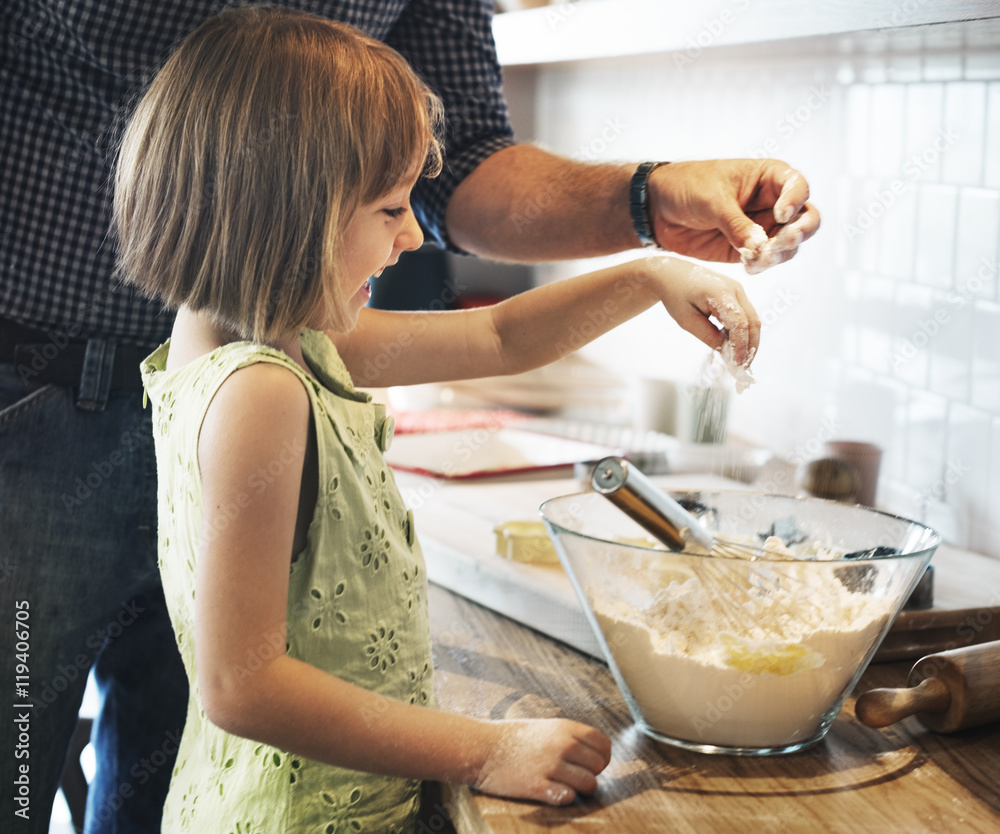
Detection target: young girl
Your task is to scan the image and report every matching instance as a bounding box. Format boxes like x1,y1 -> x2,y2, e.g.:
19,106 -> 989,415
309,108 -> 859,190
115,6 -> 760,831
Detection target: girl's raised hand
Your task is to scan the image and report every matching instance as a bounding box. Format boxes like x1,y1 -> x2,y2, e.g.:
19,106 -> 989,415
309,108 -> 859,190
645,255 -> 762,369
474,719 -> 612,805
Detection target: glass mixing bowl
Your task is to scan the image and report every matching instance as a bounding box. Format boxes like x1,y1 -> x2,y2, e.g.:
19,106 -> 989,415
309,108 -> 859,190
540,490 -> 939,756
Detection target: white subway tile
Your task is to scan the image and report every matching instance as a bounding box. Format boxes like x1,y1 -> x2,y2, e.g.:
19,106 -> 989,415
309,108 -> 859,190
924,51 -> 964,83
843,268 -> 863,301
871,84 -> 906,178
986,83 -> 1000,188
969,522 -> 1000,560
887,54 -> 923,84
879,379 -> 911,483
891,283 -> 933,388
846,85 -> 871,178
955,188 -> 1000,300
903,390 -> 949,496
984,415 -> 1000,557
831,369 -> 900,453
941,82 -> 986,186
878,185 -> 917,279
945,403 -> 993,544
914,184 -> 958,287
972,302 -> 1000,412
840,319 -> 860,365
903,83 -> 945,183
927,288 -> 974,401
861,57 -> 889,85
966,48 -> 1000,81
858,326 -> 894,376
835,178 -> 856,267
851,276 -> 896,377
843,178 -> 884,273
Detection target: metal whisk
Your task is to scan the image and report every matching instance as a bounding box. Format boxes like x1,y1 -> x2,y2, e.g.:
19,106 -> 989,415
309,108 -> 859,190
590,456 -> 761,561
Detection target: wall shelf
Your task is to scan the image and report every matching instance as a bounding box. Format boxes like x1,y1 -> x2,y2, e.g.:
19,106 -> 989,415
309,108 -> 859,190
492,0 -> 1000,66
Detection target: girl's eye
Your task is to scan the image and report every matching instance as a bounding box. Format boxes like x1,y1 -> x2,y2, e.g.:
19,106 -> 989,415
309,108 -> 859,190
382,207 -> 407,219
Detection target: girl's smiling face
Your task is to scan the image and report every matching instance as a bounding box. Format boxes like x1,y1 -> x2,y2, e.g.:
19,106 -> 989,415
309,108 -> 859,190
334,179 -> 424,330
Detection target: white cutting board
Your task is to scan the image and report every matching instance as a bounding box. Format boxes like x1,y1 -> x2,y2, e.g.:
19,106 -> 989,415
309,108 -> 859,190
384,427 -> 615,479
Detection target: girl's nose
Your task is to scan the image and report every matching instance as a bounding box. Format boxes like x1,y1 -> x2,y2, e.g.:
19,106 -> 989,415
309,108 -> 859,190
397,210 -> 423,252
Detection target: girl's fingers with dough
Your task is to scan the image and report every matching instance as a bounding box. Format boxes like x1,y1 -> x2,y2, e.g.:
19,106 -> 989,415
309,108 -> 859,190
651,258 -> 761,367
476,719 -> 613,805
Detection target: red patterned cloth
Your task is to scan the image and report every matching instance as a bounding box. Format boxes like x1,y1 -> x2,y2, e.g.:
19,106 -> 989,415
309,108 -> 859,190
389,408 -> 528,435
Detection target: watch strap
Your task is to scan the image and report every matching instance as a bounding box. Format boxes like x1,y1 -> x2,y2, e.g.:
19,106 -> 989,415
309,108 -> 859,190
629,161 -> 668,249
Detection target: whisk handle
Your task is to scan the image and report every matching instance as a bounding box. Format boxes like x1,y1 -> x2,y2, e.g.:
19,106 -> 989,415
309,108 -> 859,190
591,456 -> 713,552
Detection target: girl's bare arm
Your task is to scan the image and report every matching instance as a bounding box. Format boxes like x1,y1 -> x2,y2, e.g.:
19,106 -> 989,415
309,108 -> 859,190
194,364 -> 611,804
329,255 -> 760,388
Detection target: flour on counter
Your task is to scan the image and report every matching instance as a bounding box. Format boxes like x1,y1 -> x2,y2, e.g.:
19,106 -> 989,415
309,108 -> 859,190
591,560 -> 892,749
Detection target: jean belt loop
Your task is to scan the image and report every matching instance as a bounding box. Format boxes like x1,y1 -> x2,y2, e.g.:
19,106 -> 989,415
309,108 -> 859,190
75,338 -> 117,412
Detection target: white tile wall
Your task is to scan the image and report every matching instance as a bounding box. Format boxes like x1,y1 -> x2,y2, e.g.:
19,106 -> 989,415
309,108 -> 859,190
521,20 -> 1000,557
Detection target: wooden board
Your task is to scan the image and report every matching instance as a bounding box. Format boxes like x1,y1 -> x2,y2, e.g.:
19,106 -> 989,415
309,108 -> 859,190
395,470 -> 1000,664
428,584 -> 1000,834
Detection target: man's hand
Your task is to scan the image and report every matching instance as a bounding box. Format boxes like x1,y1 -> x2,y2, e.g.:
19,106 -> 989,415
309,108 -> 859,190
649,159 -> 820,274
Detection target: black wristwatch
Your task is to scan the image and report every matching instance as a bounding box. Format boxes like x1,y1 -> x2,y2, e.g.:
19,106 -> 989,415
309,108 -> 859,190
629,161 -> 668,249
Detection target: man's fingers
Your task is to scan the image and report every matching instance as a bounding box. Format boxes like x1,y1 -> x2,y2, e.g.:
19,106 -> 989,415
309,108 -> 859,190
773,168 -> 810,223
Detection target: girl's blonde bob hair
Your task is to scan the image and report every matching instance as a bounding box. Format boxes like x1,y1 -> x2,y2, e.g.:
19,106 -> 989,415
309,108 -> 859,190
114,5 -> 443,341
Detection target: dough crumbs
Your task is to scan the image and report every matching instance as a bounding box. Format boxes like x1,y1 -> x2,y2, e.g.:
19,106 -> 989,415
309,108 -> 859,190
719,340 -> 756,393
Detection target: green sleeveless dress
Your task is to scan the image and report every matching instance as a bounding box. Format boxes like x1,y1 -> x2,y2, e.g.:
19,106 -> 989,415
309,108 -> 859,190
141,329 -> 432,833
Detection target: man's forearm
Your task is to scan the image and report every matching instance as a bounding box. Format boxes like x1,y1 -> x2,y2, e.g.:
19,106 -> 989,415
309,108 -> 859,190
444,144 -> 639,262
444,147 -> 821,272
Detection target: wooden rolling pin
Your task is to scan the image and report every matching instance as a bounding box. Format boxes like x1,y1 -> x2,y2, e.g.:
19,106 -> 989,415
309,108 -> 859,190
855,641 -> 1000,733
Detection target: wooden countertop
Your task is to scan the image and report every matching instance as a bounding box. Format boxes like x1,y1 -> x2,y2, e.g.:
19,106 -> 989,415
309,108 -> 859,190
428,584 -> 1000,833
400,468 -> 1000,832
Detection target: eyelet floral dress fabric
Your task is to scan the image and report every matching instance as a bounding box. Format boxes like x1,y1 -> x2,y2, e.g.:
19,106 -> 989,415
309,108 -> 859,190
141,329 -> 431,833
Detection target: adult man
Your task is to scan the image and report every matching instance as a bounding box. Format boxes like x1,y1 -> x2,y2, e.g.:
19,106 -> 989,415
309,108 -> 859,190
0,1 -> 817,830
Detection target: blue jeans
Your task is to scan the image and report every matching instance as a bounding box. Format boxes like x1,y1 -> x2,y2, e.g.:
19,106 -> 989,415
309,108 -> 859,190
0,361 -> 187,833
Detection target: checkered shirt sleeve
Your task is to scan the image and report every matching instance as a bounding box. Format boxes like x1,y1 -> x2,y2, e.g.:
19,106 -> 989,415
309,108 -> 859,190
0,0 -> 514,343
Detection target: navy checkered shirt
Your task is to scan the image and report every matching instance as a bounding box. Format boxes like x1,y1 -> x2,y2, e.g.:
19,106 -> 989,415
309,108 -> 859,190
1,0 -> 514,346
